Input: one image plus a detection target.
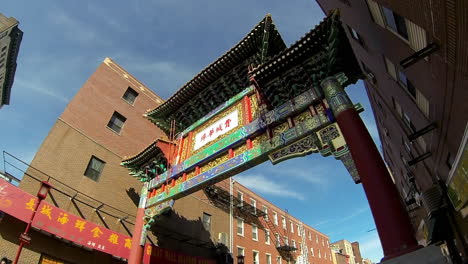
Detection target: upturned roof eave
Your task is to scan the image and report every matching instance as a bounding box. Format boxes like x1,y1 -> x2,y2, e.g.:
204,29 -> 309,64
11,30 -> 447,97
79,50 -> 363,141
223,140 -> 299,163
145,14 -> 286,121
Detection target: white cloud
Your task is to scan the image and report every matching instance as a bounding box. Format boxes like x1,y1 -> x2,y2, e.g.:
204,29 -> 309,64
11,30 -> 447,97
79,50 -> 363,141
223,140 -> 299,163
314,206 -> 368,228
110,56 -> 197,98
15,78 -> 69,103
49,7 -> 108,46
234,174 -> 305,200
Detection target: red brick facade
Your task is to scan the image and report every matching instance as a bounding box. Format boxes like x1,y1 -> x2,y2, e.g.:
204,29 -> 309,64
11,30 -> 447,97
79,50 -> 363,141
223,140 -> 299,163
233,182 -> 333,264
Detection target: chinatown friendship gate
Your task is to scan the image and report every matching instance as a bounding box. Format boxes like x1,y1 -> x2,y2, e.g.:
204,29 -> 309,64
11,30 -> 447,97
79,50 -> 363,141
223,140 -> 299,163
121,10 -> 420,264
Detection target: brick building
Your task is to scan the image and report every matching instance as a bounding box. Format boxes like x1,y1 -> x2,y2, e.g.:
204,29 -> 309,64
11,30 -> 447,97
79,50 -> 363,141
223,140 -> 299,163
350,242 -> 362,264
0,13 -> 22,109
232,182 -> 333,264
315,0 -> 468,261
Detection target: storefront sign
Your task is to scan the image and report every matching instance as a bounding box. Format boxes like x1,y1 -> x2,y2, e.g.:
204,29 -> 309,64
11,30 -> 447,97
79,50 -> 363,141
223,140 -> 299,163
32,200 -> 132,259
193,109 -> 238,150
0,178 -> 131,259
0,179 -> 35,222
143,244 -> 216,264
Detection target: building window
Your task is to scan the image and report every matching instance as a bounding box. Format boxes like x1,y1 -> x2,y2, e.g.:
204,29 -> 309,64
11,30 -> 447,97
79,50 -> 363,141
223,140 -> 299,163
322,238 -> 325,246
311,248 -> 314,256
265,230 -> 270,244
292,240 -> 296,249
266,254 -> 272,264
273,212 -> 278,225
237,247 -> 245,257
384,56 -> 397,80
381,6 -> 408,40
366,0 -> 385,27
107,111 -> 126,134
276,256 -> 282,264
397,70 -> 417,99
237,192 -> 243,207
237,218 -> 244,236
122,87 -> 139,105
275,233 -> 280,247
284,237 -> 289,246
253,251 -> 259,264
348,25 -> 363,45
402,112 -> 415,131
84,156 -> 105,181
308,231 -> 311,240
251,198 -> 257,214
296,224 -> 300,234
319,249 -> 321,258
316,234 -> 319,243
263,205 -> 268,220
281,216 -> 286,229
202,213 -> 211,231
327,240 -> 329,248
237,192 -> 244,208
252,225 -> 258,241
290,222 -> 294,233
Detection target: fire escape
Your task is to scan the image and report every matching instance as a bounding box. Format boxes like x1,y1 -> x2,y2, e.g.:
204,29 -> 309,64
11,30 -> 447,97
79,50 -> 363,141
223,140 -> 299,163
204,185 -> 297,261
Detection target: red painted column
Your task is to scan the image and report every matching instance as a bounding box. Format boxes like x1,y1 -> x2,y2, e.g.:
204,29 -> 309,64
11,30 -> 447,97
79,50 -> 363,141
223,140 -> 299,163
128,185 -> 148,264
321,76 -> 420,260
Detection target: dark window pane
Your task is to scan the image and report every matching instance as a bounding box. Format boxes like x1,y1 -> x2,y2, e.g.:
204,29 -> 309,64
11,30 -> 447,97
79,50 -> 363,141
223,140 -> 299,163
398,70 -> 408,86
107,112 -> 127,133
84,156 -> 105,181
202,213 -> 211,231
123,87 -> 138,105
394,13 -> 408,39
407,80 -> 416,98
382,6 -> 397,31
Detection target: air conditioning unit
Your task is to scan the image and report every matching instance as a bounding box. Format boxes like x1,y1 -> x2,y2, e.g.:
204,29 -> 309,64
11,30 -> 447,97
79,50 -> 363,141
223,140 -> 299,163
366,72 -> 377,84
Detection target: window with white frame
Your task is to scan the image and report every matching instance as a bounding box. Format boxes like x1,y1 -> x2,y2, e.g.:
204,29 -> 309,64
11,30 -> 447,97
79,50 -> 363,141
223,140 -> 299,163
275,233 -> 280,247
327,240 -> 329,248
202,212 -> 211,231
316,234 -> 318,243
237,247 -> 245,257
311,248 -> 314,257
251,199 -> 257,214
252,225 -> 258,241
266,254 -> 272,264
273,212 -> 278,225
319,249 -> 321,258
322,238 -> 324,246
284,237 -> 289,246
308,231 -> 311,240
292,240 -> 296,249
253,251 -> 259,264
296,224 -> 300,234
237,218 -> 244,236
263,205 -> 269,220
237,192 -> 243,207
290,222 -> 294,233
265,230 -> 270,245
276,256 -> 282,264
281,216 -> 286,229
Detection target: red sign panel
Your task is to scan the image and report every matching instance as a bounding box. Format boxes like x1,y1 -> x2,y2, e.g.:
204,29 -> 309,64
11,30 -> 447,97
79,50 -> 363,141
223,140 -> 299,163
0,179 -> 131,259
143,244 -> 217,264
32,201 -> 132,258
0,179 -> 35,222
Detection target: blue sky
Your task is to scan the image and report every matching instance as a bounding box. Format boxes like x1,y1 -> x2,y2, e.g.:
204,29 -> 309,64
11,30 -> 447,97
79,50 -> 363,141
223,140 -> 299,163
0,0 -> 383,262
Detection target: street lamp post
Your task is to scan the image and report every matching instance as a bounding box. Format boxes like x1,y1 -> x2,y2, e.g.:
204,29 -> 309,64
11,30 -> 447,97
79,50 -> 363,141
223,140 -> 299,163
13,181 -> 51,264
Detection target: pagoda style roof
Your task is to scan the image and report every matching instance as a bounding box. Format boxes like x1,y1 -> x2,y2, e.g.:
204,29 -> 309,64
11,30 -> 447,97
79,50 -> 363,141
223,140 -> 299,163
145,14 -> 286,135
250,10 -> 362,108
121,139 -> 174,170
146,10 -> 362,134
